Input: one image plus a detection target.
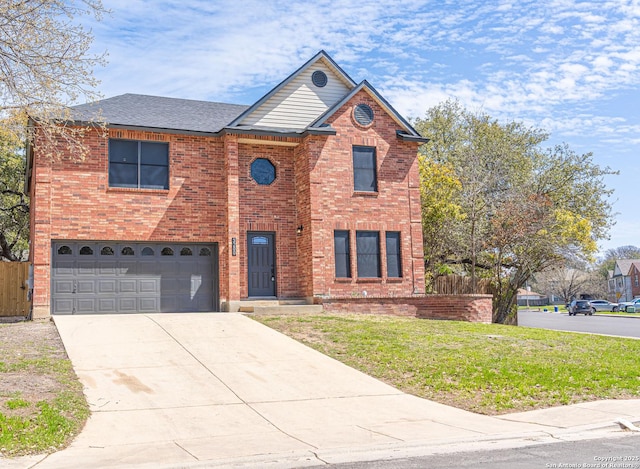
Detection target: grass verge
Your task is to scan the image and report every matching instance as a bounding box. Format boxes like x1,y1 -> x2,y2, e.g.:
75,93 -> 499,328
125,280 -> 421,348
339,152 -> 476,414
253,313 -> 640,415
0,321 -> 89,457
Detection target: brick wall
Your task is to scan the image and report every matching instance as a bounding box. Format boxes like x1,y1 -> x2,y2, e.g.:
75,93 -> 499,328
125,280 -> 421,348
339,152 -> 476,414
307,90 -> 425,299
320,295 -> 493,323
30,128 -> 230,317
238,142 -> 301,298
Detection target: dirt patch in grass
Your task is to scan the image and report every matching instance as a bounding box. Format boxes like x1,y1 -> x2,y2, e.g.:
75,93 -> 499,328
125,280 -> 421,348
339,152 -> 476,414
0,320 -> 89,457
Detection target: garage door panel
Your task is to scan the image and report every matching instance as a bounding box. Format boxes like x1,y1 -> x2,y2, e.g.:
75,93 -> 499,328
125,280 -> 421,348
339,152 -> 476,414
54,261 -> 74,275
77,280 -> 97,294
139,297 -> 159,312
53,298 -> 74,314
97,279 -> 116,294
97,262 -> 117,275
119,297 -> 137,312
119,261 -> 137,275
76,298 -> 97,314
138,261 -> 160,275
119,279 -> 137,293
52,241 -> 217,314
98,298 -> 117,313
54,280 -> 74,294
77,262 -> 97,275
139,278 -> 159,293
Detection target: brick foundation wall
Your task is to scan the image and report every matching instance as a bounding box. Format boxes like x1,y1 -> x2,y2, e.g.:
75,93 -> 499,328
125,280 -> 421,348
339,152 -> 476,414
319,295 -> 493,323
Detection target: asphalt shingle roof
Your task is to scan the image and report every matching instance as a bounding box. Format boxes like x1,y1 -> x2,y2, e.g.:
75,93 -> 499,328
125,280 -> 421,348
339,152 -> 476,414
71,94 -> 249,134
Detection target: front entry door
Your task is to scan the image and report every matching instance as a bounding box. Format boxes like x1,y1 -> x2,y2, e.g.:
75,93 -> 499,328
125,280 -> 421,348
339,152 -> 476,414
247,232 -> 275,297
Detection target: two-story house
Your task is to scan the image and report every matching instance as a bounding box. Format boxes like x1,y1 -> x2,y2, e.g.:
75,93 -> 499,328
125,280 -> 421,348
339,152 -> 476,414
26,51 -> 428,317
608,259 -> 640,302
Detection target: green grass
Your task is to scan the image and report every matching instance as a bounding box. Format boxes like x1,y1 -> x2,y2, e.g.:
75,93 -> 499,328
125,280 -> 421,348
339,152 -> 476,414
253,314 -> 640,415
0,324 -> 89,457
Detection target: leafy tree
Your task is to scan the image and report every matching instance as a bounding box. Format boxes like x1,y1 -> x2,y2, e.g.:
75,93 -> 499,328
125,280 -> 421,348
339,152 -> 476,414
414,100 -> 615,324
418,157 -> 463,290
597,245 -> 640,279
533,264 -> 606,304
0,127 -> 27,260
0,1 -> 105,260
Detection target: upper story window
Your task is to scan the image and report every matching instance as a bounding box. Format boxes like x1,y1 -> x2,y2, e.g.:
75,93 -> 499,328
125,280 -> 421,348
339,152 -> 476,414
109,139 -> 169,190
352,146 -> 377,192
250,158 -> 276,185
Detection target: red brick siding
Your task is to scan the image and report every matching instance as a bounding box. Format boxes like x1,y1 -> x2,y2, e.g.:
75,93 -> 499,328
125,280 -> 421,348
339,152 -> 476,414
31,128 -> 229,316
630,264 -> 640,299
308,90 -> 425,299
320,295 -> 493,323
238,143 -> 301,298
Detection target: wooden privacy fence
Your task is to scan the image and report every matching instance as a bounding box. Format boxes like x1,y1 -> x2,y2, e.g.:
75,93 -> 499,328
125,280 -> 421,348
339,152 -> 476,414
0,262 -> 31,317
433,274 -> 493,295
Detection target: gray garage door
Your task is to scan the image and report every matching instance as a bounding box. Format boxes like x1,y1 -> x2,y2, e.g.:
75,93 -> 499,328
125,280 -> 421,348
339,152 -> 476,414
51,241 -> 218,314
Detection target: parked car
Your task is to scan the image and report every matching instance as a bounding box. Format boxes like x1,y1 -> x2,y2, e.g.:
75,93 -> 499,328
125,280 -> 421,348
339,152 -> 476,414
568,299 -> 594,316
618,298 -> 640,312
589,299 -> 619,312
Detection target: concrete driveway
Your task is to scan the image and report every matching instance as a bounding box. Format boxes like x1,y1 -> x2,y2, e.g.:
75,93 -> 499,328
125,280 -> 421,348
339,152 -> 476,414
22,313 -> 640,469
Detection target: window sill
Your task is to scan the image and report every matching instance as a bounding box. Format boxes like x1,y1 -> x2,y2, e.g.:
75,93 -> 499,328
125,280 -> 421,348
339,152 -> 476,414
335,278 -> 353,283
352,191 -> 378,197
356,278 -> 383,283
107,187 -> 169,194
386,278 -> 403,283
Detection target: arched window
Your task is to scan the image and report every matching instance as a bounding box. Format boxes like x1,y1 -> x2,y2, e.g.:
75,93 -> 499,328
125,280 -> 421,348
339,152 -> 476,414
180,247 -> 193,256
80,246 -> 94,255
121,246 -> 134,255
57,246 -> 72,255
101,246 -> 115,255
161,247 -> 174,256
199,247 -> 211,256
141,247 -> 154,256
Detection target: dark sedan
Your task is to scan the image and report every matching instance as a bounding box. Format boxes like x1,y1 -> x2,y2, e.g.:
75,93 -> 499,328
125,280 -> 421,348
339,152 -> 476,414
568,299 -> 594,316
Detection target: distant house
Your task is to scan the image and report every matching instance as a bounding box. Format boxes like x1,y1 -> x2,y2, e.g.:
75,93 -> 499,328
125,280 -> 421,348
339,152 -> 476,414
516,288 -> 547,306
608,259 -> 640,302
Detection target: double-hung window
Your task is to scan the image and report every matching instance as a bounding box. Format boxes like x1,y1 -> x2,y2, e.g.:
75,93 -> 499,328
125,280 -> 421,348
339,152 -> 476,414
356,231 -> 381,278
352,146 -> 377,192
109,139 -> 169,189
334,230 -> 351,278
385,232 -> 402,278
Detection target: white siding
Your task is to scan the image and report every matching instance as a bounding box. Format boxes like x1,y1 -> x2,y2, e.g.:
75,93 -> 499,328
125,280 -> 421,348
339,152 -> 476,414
240,59 -> 352,129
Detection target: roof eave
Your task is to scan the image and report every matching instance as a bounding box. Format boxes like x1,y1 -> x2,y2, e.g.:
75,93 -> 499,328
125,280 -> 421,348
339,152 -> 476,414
396,130 -> 430,143
309,80 -> 424,138
222,125 -> 336,138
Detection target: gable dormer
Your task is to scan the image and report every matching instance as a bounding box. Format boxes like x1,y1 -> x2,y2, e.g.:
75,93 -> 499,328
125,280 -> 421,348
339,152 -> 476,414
229,51 -> 356,131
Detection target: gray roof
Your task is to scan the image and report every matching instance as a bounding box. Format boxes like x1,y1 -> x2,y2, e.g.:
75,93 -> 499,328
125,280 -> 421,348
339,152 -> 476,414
615,259 -> 640,276
71,94 -> 249,134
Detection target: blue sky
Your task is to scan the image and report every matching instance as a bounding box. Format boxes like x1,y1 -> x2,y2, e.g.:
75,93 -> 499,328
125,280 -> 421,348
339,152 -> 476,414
86,0 -> 640,257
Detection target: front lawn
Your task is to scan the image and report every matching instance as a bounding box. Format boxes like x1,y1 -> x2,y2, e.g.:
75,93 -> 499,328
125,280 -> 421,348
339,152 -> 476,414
253,314 -> 640,415
0,321 -> 89,457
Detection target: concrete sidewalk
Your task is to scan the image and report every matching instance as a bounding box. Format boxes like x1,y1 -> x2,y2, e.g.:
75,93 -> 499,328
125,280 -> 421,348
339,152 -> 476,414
6,313 -> 640,469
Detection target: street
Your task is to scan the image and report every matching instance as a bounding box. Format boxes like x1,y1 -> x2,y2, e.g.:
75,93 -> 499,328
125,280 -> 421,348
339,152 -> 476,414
518,309 -> 640,338
315,434 -> 640,469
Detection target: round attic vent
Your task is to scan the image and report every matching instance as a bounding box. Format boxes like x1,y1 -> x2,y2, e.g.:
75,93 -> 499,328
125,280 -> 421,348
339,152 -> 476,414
311,70 -> 328,87
353,103 -> 374,126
